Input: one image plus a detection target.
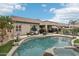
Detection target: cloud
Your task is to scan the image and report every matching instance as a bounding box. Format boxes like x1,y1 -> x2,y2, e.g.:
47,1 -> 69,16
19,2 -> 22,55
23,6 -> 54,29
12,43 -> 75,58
41,4 -> 47,7
48,3 -> 79,24
49,8 -> 56,12
15,4 -> 26,11
0,3 -> 26,15
62,3 -> 79,8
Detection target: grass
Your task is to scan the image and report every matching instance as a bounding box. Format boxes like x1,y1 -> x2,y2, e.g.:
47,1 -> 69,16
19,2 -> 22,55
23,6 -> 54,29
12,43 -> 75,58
0,40 -> 14,56
74,39 -> 79,43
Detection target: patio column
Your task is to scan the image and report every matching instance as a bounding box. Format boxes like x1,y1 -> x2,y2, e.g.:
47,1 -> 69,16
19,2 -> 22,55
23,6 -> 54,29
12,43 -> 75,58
45,25 -> 48,33
36,24 -> 40,32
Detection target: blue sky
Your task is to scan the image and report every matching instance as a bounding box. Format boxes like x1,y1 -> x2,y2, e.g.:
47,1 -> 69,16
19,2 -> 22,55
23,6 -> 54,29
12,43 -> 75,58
12,3 -> 63,19
0,3 -> 79,24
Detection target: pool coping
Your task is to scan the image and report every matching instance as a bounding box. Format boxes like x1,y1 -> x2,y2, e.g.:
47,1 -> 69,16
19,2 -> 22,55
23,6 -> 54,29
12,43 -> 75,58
71,37 -> 79,47
7,34 -> 78,56
44,46 -> 77,56
7,36 -> 28,56
7,35 -> 37,56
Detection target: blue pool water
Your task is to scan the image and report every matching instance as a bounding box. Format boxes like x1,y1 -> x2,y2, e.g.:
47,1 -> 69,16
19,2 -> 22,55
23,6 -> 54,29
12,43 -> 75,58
13,36 -> 72,56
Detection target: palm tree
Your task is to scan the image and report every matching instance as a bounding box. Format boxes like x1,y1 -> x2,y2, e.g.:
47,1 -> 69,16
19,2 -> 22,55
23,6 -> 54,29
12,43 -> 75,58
69,20 -> 77,35
69,20 -> 77,25
0,16 -> 14,43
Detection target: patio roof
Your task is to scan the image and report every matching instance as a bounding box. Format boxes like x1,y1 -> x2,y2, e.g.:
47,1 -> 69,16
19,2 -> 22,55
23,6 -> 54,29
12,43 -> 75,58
40,21 -> 67,27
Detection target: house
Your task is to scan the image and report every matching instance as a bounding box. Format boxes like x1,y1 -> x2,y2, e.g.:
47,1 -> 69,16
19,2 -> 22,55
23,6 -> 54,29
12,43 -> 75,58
11,16 -> 41,36
11,16 -> 67,36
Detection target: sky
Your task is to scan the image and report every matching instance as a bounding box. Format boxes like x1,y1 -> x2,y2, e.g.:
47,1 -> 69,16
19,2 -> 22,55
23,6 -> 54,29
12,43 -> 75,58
0,3 -> 79,24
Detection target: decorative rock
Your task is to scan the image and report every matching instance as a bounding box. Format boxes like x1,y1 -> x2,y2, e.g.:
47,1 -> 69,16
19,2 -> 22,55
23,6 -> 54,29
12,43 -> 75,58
43,52 -> 53,56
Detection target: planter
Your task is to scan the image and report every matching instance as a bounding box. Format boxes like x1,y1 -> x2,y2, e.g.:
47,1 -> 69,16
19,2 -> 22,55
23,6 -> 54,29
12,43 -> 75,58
72,38 -> 79,48
74,43 -> 79,48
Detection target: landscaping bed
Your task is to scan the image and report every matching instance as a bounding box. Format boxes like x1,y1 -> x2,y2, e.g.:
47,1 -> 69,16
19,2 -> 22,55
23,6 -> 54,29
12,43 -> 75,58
0,40 -> 14,56
74,39 -> 79,43
72,39 -> 79,49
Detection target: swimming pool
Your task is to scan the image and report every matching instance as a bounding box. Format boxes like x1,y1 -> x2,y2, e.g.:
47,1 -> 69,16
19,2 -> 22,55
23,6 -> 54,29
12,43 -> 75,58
13,36 -> 72,56
54,48 -> 79,56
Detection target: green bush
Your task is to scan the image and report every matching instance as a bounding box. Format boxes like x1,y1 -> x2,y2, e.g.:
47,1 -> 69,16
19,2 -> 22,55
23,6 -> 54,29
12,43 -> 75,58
74,39 -> 79,43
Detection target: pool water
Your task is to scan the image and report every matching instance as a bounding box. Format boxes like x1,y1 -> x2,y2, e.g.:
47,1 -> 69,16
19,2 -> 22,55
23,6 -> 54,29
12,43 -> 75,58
54,48 -> 79,56
13,36 -> 71,56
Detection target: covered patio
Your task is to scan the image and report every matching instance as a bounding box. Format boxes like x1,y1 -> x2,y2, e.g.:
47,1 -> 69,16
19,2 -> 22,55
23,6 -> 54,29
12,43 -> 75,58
39,21 -> 62,34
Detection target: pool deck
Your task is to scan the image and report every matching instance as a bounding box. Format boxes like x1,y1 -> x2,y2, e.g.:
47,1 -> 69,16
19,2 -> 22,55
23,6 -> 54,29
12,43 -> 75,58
26,33 -> 77,38
7,33 -> 79,56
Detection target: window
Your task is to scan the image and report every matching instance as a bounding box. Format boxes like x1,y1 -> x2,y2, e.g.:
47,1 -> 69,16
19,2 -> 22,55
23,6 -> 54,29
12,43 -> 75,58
19,25 -> 21,31
7,29 -> 11,32
16,25 -> 18,31
16,25 -> 22,31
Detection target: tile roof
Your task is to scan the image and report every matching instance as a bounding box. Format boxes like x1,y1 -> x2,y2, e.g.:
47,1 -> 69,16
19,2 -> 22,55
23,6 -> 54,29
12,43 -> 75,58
12,16 -> 41,24
11,16 -> 67,27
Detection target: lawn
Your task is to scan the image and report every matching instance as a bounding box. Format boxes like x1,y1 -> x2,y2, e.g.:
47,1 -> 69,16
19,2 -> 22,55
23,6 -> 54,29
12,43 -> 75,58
0,40 -> 14,56
74,39 -> 79,43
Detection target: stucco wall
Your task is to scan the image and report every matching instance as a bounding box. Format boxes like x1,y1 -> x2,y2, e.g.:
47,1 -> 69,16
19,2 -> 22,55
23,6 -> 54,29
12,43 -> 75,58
13,22 -> 39,36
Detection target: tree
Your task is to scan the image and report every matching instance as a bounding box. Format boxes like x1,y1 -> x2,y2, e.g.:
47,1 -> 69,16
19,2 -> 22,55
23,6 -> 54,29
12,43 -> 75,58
69,20 -> 77,26
31,25 -> 37,31
69,20 -> 77,35
0,16 -> 14,42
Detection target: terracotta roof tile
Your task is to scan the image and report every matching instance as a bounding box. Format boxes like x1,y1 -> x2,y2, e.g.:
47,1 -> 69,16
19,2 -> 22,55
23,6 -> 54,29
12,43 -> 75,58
11,16 -> 67,27
12,16 -> 41,24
